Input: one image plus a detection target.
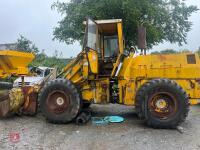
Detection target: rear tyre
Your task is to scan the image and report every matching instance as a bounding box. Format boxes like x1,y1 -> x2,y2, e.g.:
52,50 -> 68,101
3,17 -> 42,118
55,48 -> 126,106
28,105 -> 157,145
135,79 -> 189,129
38,79 -> 81,124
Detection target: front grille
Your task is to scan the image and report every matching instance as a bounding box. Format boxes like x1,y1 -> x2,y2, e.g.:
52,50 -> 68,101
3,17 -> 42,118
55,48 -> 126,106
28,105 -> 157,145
18,82 -> 30,86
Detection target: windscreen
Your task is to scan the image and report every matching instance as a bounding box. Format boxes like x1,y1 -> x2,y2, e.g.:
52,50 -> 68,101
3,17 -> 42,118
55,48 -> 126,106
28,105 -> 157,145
86,18 -> 98,50
104,35 -> 119,58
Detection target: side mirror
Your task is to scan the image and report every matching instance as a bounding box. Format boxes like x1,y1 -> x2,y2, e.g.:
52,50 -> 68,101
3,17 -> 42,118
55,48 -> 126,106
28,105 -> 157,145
137,26 -> 147,50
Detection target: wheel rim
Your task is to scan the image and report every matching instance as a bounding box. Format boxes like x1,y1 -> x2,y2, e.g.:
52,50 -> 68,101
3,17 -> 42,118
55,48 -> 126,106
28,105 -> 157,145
148,92 -> 178,120
46,90 -> 70,114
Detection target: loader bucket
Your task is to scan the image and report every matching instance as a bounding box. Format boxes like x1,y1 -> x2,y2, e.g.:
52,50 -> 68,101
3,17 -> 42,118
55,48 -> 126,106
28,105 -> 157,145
0,50 -> 35,78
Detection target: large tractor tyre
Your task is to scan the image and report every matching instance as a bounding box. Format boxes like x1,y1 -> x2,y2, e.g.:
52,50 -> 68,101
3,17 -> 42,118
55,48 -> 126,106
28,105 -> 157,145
135,79 -> 189,129
38,79 -> 81,124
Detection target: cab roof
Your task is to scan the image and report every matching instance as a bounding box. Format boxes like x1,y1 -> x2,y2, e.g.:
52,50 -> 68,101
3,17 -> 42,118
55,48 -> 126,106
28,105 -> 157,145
93,19 -> 122,24
83,19 -> 122,25
84,19 -> 122,34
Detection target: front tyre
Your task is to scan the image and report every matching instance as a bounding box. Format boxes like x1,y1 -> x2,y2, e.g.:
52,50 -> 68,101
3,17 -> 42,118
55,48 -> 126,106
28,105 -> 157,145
135,79 -> 189,129
38,79 -> 81,124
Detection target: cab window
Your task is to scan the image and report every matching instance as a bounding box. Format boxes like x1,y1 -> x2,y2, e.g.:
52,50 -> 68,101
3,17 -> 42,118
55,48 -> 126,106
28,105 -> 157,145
104,35 -> 119,58
44,69 -> 51,76
87,19 -> 98,50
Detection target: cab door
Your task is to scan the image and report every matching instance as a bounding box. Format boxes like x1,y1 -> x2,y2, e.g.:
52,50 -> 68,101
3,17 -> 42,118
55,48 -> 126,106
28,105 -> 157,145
84,18 -> 99,74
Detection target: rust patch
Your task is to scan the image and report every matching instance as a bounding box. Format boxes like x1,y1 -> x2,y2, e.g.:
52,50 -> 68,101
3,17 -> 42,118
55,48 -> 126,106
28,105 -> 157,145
148,92 -> 177,119
195,79 -> 200,85
188,80 -> 195,89
101,83 -> 108,103
158,55 -> 167,61
22,86 -> 37,115
0,90 -> 10,117
46,90 -> 70,114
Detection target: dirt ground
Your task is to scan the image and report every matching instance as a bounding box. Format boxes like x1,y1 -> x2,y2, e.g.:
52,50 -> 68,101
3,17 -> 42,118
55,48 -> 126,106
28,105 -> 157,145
0,104 -> 200,150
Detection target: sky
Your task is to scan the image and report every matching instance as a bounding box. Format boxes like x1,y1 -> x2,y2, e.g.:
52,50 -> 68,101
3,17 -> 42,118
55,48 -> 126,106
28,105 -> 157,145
0,0 -> 199,57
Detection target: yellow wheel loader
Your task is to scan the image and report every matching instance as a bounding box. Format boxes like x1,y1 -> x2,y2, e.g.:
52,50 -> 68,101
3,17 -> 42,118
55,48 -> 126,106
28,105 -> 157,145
37,18 -> 200,128
2,18 -> 200,128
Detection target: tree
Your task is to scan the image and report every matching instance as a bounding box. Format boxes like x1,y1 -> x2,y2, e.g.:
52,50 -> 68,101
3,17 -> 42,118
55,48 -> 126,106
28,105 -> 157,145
151,49 -> 177,54
52,0 -> 198,48
181,49 -> 191,53
30,49 -> 71,72
16,35 -> 39,55
151,51 -> 161,55
15,36 -> 70,72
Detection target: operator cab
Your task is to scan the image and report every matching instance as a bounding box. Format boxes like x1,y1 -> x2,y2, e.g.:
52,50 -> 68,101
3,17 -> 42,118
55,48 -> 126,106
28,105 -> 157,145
84,18 -> 124,77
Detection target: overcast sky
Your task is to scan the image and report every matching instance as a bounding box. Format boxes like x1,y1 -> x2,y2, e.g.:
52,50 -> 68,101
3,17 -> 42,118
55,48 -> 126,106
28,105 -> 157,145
0,0 -> 199,57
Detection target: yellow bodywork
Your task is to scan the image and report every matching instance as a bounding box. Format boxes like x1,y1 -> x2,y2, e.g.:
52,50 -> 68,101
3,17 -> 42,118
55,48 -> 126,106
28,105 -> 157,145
62,19 -> 200,106
9,88 -> 24,112
118,53 -> 200,105
0,50 -> 35,78
70,52 -> 200,105
88,49 -> 99,74
0,88 -> 24,116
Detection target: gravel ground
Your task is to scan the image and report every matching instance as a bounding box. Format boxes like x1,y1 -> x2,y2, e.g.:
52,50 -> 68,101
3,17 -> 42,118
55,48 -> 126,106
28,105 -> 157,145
0,104 -> 200,150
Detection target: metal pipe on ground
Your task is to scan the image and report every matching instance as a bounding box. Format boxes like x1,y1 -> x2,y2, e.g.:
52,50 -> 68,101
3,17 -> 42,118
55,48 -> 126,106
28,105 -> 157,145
75,110 -> 91,125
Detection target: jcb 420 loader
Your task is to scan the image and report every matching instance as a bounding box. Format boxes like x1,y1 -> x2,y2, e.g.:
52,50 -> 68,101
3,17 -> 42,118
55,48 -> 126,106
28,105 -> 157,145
3,18 -> 200,128
37,18 -> 200,128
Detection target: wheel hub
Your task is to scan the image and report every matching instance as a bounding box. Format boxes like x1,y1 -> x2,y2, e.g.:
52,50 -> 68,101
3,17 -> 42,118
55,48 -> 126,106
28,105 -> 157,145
155,99 -> 167,109
46,91 -> 70,114
149,92 -> 177,119
56,97 -> 65,106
